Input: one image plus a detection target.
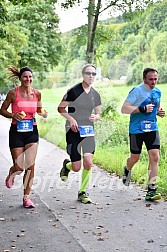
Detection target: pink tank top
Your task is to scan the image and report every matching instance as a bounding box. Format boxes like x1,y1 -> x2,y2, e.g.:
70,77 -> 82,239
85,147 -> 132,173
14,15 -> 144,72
12,86 -> 38,125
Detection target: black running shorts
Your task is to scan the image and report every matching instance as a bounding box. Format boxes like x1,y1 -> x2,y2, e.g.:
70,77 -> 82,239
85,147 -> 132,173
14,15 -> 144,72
129,131 -> 160,154
9,124 -> 39,149
66,128 -> 95,162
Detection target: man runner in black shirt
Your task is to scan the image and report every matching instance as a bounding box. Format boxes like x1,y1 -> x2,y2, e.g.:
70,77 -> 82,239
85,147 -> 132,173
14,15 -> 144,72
57,64 -> 101,203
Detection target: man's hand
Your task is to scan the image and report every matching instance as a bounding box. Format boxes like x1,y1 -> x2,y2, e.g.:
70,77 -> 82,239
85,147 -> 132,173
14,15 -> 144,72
89,114 -> 100,122
157,108 -> 165,117
146,104 -> 155,113
69,118 -> 78,132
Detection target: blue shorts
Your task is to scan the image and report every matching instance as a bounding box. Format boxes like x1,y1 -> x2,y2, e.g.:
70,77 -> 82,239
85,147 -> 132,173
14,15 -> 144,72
66,127 -> 95,162
9,124 -> 39,149
129,131 -> 160,154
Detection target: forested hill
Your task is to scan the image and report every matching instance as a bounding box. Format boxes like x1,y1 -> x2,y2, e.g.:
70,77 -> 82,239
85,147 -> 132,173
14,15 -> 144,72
57,0 -> 167,86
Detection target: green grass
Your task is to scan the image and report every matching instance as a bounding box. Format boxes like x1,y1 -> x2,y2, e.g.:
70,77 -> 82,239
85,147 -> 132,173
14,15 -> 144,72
37,82 -> 167,197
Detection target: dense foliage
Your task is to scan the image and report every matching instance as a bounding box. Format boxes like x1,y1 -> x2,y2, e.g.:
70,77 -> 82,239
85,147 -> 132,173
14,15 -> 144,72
0,0 -> 61,92
56,0 -> 167,86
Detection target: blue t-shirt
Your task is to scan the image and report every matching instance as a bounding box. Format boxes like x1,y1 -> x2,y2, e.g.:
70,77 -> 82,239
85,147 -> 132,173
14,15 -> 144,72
125,84 -> 161,134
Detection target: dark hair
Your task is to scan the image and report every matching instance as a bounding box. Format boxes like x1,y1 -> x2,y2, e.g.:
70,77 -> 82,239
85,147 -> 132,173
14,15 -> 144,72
7,65 -> 32,80
143,67 -> 158,79
82,64 -> 96,74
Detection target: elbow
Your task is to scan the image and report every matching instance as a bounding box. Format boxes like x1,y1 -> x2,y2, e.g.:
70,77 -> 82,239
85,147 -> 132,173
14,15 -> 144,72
57,106 -> 64,114
121,107 -> 125,114
96,114 -> 100,121
121,105 -> 129,114
0,108 -> 4,116
57,106 -> 61,113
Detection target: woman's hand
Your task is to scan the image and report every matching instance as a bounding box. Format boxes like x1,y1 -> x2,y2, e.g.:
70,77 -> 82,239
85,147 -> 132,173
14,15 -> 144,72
41,109 -> 48,118
38,109 -> 48,118
12,112 -> 25,121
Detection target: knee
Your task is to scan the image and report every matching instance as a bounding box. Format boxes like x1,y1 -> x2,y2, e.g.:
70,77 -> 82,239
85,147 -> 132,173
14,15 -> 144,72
72,163 -> 81,172
83,160 -> 92,170
151,154 -> 159,163
129,155 -> 140,164
133,157 -> 140,164
149,150 -> 159,163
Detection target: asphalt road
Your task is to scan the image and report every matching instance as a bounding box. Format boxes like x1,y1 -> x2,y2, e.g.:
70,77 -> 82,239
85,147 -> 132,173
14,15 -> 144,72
0,116 -> 167,252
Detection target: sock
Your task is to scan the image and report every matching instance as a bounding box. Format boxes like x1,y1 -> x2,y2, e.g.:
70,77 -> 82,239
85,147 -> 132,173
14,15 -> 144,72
66,162 -> 72,170
80,169 -> 92,192
148,184 -> 156,191
125,166 -> 130,176
23,194 -> 30,200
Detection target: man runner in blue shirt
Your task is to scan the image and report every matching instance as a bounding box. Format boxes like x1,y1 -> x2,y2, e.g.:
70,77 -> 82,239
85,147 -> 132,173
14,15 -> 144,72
121,67 -> 165,201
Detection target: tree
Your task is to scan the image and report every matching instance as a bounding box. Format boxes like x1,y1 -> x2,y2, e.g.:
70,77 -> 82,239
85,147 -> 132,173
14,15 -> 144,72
7,0 -> 62,72
140,0 -> 167,34
60,0 -> 162,63
0,0 -> 62,89
8,0 -> 32,4
0,0 -> 32,37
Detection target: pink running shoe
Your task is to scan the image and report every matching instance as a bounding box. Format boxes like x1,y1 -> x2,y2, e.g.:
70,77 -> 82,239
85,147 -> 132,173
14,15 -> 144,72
5,174 -> 15,188
23,195 -> 35,208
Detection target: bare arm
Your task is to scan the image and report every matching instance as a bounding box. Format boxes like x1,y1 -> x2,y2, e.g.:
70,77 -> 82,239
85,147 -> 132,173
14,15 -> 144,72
89,105 -> 101,122
0,90 -> 15,119
36,90 -> 48,118
57,99 -> 78,132
121,101 -> 156,114
0,90 -> 24,121
1,90 -> 29,121
36,90 -> 42,113
121,101 -> 139,114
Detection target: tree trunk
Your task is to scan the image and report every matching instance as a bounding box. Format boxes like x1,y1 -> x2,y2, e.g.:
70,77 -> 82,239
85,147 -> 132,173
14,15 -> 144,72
86,0 -> 101,63
86,0 -> 95,63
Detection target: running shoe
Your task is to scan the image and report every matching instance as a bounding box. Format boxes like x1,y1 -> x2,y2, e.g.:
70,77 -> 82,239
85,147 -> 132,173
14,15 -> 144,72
122,166 -> 131,186
60,159 -> 70,182
23,195 -> 35,208
5,174 -> 15,188
145,190 -> 161,201
78,191 -> 91,204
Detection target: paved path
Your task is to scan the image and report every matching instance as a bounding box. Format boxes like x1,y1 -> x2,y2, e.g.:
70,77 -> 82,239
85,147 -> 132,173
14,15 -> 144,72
0,116 -> 167,252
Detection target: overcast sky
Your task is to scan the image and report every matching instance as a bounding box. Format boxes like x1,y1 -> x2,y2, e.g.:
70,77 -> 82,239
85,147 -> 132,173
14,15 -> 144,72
55,1 -> 111,33
55,2 -> 87,32
55,0 -> 161,32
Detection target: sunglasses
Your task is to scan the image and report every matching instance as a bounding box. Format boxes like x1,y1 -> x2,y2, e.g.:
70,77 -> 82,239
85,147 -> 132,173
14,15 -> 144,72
84,72 -> 96,76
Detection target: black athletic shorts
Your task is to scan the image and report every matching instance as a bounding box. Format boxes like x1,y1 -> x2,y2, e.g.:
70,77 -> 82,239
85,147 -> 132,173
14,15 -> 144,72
129,131 -> 160,154
66,127 -> 95,162
9,124 -> 39,149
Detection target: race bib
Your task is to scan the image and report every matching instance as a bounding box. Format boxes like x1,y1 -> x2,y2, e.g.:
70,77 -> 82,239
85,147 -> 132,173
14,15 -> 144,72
141,121 -> 156,132
17,119 -> 34,132
78,125 -> 95,137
